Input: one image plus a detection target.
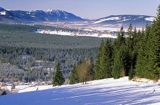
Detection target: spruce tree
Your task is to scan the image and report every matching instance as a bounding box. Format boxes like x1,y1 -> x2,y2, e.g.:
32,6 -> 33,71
53,62 -> 65,86
112,27 -> 126,79
103,40 -> 113,78
136,5 -> 160,80
94,40 -> 105,79
135,27 -> 150,78
112,49 -> 124,79
125,24 -> 133,76
94,39 -> 113,79
149,5 -> 160,80
128,27 -> 137,79
126,25 -> 139,79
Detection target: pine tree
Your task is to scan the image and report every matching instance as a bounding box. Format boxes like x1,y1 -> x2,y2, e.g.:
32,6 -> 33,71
128,28 -> 140,79
94,39 -> 113,79
94,40 -> 105,79
53,62 -> 65,86
112,27 -> 126,79
126,25 -> 139,79
149,5 -> 160,80
105,40 -> 113,78
124,24 -> 132,75
135,26 -> 150,78
112,49 -> 124,79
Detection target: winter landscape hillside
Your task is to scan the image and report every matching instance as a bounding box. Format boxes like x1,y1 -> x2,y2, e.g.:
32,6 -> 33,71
0,0 -> 160,105
0,77 -> 160,105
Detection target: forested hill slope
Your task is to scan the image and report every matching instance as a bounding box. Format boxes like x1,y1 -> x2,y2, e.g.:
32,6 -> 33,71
0,24 -> 102,49
0,24 -> 102,82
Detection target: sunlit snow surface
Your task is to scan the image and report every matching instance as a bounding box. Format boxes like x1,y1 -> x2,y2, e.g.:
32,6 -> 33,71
36,30 -> 117,38
145,17 -> 155,22
0,11 -> 6,15
0,77 -> 160,105
94,17 -> 120,24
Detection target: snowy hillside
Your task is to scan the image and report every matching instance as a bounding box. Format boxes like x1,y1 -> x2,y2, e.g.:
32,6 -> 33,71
0,77 -> 160,105
94,15 -> 155,28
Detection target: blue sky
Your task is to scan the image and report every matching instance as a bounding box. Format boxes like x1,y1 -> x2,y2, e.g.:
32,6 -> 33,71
0,0 -> 159,19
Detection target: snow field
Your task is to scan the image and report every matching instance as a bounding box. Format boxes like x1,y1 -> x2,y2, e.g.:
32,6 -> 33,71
0,77 -> 160,105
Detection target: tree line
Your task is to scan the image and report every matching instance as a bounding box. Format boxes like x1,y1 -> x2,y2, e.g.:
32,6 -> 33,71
0,46 -> 97,83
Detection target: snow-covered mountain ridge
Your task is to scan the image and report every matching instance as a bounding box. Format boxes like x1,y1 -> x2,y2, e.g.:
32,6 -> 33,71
0,7 -> 154,28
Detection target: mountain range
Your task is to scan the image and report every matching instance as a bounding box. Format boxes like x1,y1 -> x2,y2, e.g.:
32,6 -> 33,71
0,7 -> 84,23
0,7 -> 155,27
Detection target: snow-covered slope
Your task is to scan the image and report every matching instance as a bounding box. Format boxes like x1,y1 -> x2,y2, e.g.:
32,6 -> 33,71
0,77 -> 160,105
145,17 -> 155,21
94,17 -> 120,24
0,11 -> 6,16
94,15 -> 155,28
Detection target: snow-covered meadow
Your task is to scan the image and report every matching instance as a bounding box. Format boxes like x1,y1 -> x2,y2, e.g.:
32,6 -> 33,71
36,29 -> 117,38
0,77 -> 160,105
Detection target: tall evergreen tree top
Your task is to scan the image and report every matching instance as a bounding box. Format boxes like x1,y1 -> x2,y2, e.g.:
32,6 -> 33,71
116,26 -> 125,46
53,62 -> 65,86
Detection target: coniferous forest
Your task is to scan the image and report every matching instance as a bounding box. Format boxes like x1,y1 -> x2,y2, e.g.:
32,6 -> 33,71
0,24 -> 100,83
103,6 -> 160,80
